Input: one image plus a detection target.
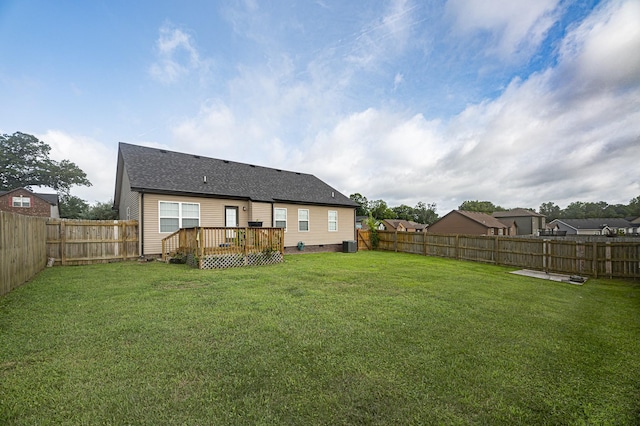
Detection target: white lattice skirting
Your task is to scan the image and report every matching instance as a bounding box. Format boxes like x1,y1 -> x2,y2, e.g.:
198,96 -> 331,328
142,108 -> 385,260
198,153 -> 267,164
187,252 -> 284,269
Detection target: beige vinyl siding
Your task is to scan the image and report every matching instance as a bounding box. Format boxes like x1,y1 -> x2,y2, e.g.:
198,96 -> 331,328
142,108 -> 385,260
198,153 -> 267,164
250,201 -> 272,224
118,168 -> 140,221
143,194 -> 251,255
274,203 -> 355,247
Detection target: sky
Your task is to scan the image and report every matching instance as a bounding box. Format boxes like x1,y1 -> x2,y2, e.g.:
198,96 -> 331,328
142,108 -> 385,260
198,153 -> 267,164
1,0 -> 639,214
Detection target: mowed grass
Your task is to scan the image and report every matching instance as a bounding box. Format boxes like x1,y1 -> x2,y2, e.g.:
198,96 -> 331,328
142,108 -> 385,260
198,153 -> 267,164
1,252 -> 639,425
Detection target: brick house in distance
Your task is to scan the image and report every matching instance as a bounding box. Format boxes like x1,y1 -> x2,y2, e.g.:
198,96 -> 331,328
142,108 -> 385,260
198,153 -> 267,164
0,187 -> 60,218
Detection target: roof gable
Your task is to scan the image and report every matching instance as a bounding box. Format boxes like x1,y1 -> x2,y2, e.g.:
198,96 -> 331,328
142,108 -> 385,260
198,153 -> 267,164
116,143 -> 357,207
0,187 -> 58,205
456,210 -> 509,228
549,218 -> 634,230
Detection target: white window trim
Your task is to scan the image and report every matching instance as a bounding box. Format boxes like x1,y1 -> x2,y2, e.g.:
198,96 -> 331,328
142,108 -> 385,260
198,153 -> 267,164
274,207 -> 287,232
328,210 -> 338,232
12,196 -> 31,208
298,208 -> 310,232
158,201 -> 200,233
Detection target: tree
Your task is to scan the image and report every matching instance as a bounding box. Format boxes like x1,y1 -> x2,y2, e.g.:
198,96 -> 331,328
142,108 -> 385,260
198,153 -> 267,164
349,193 -> 370,216
561,201 -> 586,219
458,200 -> 504,214
0,132 -> 91,194
539,202 -> 561,221
392,204 -> 415,221
414,201 -> 439,225
628,196 -> 640,217
369,199 -> 396,220
59,194 -> 89,219
84,200 -> 118,220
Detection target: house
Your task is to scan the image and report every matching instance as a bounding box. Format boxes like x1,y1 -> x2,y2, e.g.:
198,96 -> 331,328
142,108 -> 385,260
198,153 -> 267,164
427,210 -> 515,236
0,187 -> 60,218
355,216 -> 369,230
113,143 -> 359,256
381,219 -> 427,232
546,218 -> 639,236
492,208 -> 545,235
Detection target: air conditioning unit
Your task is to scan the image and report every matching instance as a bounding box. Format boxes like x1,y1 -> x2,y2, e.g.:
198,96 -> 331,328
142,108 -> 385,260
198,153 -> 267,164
343,240 -> 357,253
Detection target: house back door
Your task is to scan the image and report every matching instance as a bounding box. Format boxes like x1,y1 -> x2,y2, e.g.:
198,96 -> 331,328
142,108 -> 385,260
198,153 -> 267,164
225,207 -> 238,240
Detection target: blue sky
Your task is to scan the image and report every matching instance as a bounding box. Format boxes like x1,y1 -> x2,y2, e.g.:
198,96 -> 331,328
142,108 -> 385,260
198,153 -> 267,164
1,0 -> 638,214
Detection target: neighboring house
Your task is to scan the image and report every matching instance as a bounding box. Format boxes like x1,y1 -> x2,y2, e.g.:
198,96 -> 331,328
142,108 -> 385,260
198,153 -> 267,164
546,218 -> 639,235
381,219 -> 427,232
355,216 -> 369,230
492,208 -> 546,235
0,187 -> 60,218
428,210 -> 515,236
113,143 -> 359,256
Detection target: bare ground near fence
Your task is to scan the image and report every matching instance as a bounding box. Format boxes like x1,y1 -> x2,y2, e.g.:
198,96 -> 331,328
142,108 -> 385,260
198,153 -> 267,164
359,230 -> 640,279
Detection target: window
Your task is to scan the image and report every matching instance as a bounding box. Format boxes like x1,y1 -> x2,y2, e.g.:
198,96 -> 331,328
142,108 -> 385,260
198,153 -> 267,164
298,209 -> 309,232
328,210 -> 338,232
182,203 -> 200,228
126,206 -> 131,220
159,201 -> 200,233
274,208 -> 287,230
12,196 -> 31,208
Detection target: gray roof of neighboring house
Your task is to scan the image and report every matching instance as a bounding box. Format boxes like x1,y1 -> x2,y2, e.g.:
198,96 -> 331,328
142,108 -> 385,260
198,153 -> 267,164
456,210 -> 510,228
492,208 -> 544,218
548,218 -> 636,230
0,188 -> 58,205
115,142 -> 358,207
382,219 -> 427,230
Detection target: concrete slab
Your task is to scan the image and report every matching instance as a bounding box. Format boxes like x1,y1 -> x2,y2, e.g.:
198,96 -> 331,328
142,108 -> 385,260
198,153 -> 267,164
510,269 -> 587,285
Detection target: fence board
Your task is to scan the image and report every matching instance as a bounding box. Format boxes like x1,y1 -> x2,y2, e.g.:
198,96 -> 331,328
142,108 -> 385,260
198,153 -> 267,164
1,211 -> 48,296
357,230 -> 640,279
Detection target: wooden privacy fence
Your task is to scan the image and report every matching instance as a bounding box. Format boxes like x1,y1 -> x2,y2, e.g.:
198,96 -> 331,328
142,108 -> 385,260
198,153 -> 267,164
46,219 -> 139,266
162,227 -> 285,269
359,230 -> 640,279
1,211 -> 48,296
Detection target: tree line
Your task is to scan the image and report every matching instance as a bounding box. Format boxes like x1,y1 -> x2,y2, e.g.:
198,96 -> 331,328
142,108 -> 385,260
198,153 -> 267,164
5,132 -> 639,222
351,195 -> 640,225
349,193 -> 439,225
456,199 -> 640,220
0,132 -> 117,219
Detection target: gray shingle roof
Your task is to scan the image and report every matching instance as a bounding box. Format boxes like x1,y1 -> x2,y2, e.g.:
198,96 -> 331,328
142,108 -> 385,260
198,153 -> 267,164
0,188 -> 58,205
457,210 -> 510,228
117,142 -> 358,207
550,218 -> 635,230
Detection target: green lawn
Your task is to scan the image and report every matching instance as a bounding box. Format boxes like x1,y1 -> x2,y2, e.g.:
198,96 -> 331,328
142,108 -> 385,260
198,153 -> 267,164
1,251 -> 639,425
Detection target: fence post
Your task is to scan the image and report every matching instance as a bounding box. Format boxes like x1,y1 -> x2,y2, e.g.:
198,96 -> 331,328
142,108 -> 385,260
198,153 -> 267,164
543,239 -> 549,272
60,220 -> 66,266
606,242 -> 612,278
576,241 -> 585,274
423,232 -> 427,257
455,235 -> 459,260
394,231 -> 398,252
494,236 -> 499,265
592,242 -> 598,278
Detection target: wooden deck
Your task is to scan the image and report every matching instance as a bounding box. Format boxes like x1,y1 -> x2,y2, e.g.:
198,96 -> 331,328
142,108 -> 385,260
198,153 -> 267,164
161,227 -> 285,268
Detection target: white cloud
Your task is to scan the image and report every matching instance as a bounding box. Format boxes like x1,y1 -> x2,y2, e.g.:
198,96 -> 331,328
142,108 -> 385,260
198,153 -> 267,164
36,130 -> 117,204
149,24 -> 211,84
447,0 -> 560,60
345,0 -> 422,68
166,0 -> 639,215
557,0 -> 640,91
